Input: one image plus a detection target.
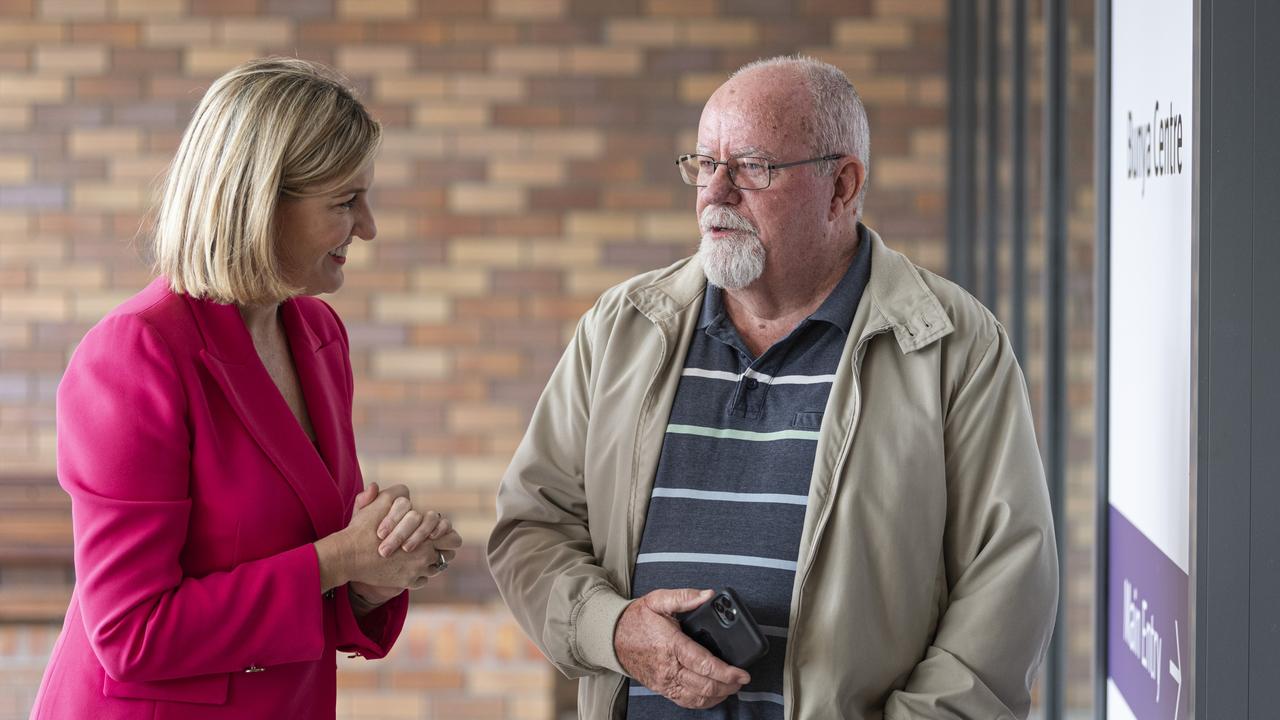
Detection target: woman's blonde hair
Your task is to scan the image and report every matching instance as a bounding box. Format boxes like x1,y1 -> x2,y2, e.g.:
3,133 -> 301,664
153,57 -> 381,305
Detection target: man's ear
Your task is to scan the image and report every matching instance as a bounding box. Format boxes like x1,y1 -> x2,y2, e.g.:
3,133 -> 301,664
829,157 -> 865,220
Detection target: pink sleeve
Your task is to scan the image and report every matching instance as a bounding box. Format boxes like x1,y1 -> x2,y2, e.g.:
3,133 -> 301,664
58,313 -> 328,683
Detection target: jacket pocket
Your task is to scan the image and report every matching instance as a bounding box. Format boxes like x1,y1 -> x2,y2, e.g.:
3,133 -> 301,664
103,672 -> 229,705
793,411 -> 825,430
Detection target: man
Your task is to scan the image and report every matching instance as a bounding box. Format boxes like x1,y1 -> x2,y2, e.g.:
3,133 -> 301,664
488,55 -> 1057,720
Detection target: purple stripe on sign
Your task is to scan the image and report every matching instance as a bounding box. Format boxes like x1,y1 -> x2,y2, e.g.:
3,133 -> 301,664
1108,505 -> 1189,720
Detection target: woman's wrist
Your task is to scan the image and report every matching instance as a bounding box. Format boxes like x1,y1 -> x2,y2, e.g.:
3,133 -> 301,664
314,534 -> 351,592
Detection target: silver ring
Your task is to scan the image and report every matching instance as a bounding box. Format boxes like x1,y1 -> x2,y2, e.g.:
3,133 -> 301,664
434,550 -> 449,572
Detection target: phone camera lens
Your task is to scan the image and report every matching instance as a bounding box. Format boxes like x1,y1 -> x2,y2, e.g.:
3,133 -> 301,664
712,596 -> 737,625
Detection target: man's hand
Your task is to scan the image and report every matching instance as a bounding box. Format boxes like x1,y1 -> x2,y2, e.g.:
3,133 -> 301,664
614,588 -> 751,710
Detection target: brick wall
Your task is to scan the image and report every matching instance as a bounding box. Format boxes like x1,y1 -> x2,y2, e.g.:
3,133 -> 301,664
0,0 -> 948,717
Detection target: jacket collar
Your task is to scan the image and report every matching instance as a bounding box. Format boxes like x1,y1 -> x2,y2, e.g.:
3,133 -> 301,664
627,223 -> 954,354
185,294 -> 345,538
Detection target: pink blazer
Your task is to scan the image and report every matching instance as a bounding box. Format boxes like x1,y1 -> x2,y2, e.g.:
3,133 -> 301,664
31,278 -> 408,719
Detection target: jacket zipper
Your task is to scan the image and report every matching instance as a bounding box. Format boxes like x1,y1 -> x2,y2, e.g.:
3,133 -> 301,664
783,325 -> 889,719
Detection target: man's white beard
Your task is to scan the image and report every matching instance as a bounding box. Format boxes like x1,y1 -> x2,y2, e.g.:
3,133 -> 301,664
697,206 -> 764,290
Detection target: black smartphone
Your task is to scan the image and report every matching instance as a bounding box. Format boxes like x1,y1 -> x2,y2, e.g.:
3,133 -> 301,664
677,587 -> 769,668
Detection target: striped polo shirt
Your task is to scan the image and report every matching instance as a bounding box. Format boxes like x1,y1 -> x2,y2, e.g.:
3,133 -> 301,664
626,232 -> 872,719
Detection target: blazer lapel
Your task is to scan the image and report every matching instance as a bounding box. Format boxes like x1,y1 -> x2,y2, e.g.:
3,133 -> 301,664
188,296 -> 344,539
280,300 -> 353,513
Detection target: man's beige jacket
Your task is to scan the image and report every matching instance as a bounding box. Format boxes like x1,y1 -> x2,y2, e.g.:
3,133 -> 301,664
488,227 -> 1058,719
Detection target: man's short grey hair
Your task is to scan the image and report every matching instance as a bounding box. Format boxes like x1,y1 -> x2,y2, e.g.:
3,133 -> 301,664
730,55 -> 871,216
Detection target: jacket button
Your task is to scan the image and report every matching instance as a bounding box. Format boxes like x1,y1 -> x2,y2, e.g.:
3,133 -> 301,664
745,377 -> 759,390
245,664 -> 265,673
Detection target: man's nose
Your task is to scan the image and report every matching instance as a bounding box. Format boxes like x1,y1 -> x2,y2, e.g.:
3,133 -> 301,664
701,162 -> 741,205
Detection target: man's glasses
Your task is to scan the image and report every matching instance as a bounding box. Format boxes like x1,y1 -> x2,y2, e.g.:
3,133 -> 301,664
675,153 -> 844,190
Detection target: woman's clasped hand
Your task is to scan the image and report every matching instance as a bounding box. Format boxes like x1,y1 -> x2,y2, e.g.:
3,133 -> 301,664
316,483 -> 463,605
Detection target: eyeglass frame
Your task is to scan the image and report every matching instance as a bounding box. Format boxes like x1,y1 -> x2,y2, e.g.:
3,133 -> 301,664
675,152 -> 846,190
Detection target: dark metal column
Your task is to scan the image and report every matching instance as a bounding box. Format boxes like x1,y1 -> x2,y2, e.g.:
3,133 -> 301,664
1093,0 -> 1111,716
983,0 -> 1001,309
1043,0 -> 1068,717
1011,0 -> 1027,362
947,0 -> 977,291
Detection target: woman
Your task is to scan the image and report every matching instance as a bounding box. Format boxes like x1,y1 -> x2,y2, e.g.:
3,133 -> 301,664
30,58 -> 461,719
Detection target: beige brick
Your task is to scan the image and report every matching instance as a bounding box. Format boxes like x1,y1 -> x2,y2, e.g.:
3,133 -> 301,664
453,130 -> 524,157
914,76 -> 946,106
567,211 -> 638,239
0,212 -> 29,234
833,19 -> 912,47
448,237 -> 525,267
875,158 -> 944,189
0,323 -> 32,350
34,46 -> 108,74
373,74 -> 447,102
605,18 -> 679,46
113,0 -> 184,18
39,0 -> 108,19
678,19 -> 759,46
448,74 -> 524,101
0,106 -> 33,129
466,667 -> 553,694
0,292 -> 68,321
451,457 -> 511,487
873,0 -> 944,19
34,266 -> 107,290
372,348 -> 449,379
0,74 -> 68,102
528,129 -> 604,158
449,184 -> 525,214
0,22 -> 66,45
797,49 -> 874,75
509,692 -> 555,720
109,155 -> 169,183
371,293 -> 449,322
490,0 -> 564,18
367,209 -> 409,240
334,691 -> 425,719
372,158 -> 411,186
642,211 -> 697,242
489,159 -> 565,186
372,457 -> 445,485
73,182 -> 144,209
217,19 -> 293,46
337,0 -> 413,18
853,77 -> 911,103
143,20 -> 214,46
911,128 -> 946,157
679,72 -> 724,104
185,47 -> 257,76
0,236 -> 66,263
73,291 -> 131,320
412,102 -> 489,128
410,268 -> 488,295
448,404 -> 521,433
646,0 -> 715,15
529,240 -> 600,268
379,129 -> 446,158
490,46 -> 562,75
567,47 -> 642,76
567,270 -> 632,296
335,46 -> 413,74
0,156 -> 32,184
70,128 -> 142,157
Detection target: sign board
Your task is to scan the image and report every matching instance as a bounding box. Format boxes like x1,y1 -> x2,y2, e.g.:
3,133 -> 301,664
1107,0 -> 1194,718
